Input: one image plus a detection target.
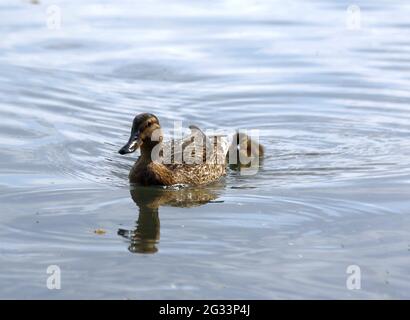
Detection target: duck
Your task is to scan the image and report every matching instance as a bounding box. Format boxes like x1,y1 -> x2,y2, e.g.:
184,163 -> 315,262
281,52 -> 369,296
118,113 -> 263,186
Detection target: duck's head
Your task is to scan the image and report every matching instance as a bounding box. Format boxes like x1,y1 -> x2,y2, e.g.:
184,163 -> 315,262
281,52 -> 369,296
118,113 -> 162,155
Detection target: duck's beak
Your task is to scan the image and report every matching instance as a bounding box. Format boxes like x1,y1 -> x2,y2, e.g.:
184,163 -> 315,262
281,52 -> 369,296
118,132 -> 142,155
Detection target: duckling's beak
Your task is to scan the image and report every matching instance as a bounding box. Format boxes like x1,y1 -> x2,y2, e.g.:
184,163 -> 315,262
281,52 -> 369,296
118,132 -> 142,155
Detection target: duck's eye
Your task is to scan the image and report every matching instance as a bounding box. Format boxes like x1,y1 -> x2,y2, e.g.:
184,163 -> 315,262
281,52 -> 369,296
142,122 -> 152,131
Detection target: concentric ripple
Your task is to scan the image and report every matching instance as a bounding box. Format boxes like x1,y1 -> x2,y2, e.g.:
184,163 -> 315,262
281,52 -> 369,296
1,0 -> 410,299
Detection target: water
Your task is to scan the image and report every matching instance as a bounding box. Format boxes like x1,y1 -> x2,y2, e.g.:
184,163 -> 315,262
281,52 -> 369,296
1,0 -> 410,299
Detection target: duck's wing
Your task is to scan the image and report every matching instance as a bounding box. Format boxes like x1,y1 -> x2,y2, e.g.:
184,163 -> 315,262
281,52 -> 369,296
157,126 -> 208,166
188,126 -> 236,164
216,134 -> 231,157
205,134 -> 231,164
161,126 -> 234,166
187,125 -> 212,151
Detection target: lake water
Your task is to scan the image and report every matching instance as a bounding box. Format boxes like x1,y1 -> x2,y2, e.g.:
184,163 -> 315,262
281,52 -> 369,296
1,0 -> 410,299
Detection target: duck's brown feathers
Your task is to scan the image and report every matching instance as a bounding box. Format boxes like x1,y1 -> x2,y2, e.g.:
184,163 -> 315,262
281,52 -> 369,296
120,113 -> 264,186
129,133 -> 227,186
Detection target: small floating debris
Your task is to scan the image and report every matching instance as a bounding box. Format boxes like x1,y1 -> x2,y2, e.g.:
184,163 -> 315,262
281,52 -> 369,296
94,228 -> 107,235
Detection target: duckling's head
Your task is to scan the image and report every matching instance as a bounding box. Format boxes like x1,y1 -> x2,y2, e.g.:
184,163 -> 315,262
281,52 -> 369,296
118,113 -> 162,155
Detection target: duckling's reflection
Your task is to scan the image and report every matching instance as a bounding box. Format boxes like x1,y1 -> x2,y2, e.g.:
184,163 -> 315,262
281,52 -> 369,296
118,185 -> 222,254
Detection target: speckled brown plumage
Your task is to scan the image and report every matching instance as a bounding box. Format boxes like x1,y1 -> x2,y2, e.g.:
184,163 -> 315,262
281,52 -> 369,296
129,135 -> 227,186
119,113 -> 263,186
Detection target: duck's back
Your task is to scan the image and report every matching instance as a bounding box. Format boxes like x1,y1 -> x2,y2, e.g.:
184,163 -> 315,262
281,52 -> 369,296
129,130 -> 231,186
164,134 -> 230,185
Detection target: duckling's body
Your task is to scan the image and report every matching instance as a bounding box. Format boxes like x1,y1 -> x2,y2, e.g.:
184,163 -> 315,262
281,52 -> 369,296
119,113 -> 262,186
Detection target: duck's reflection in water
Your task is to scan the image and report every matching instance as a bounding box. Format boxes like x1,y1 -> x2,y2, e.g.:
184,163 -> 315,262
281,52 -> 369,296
118,185 -> 223,254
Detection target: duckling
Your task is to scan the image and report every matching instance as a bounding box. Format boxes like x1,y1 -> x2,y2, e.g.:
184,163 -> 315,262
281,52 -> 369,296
229,131 -> 265,171
118,113 -> 263,186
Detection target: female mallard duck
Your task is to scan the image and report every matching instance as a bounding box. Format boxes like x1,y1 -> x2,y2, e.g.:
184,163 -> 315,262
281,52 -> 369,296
118,113 -> 263,186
